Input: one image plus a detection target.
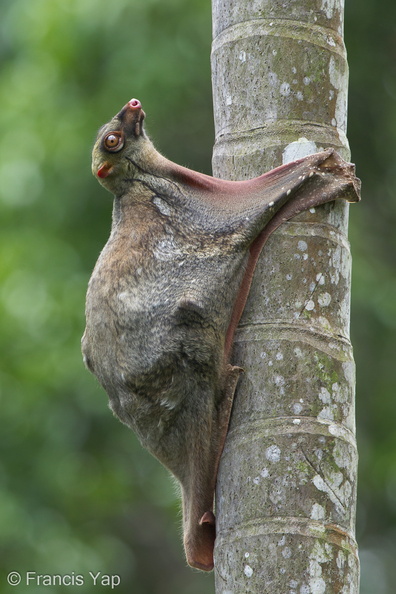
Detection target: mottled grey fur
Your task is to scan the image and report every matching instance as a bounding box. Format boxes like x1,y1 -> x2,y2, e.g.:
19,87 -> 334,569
82,99 -> 360,570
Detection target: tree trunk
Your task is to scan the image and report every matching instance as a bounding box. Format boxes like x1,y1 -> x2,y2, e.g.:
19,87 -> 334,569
211,1 -> 359,592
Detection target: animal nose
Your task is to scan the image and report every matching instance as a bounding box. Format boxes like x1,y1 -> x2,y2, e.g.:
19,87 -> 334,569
128,98 -> 142,110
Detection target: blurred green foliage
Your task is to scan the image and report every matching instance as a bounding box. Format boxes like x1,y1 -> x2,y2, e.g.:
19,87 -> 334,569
345,0 -> 396,591
0,0 -> 394,592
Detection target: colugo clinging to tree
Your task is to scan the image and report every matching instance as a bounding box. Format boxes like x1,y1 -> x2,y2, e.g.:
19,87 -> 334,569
82,98 -> 360,571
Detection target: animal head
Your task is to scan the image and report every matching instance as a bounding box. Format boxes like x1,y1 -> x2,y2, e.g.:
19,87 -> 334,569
92,98 -> 153,194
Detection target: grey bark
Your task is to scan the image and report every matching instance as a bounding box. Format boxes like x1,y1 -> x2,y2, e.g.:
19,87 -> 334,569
210,1 -> 359,592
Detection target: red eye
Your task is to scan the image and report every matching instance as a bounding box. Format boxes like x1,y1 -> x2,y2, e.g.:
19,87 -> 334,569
103,131 -> 124,152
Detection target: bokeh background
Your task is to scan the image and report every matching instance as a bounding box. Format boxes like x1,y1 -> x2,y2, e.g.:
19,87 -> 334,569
0,0 -> 394,592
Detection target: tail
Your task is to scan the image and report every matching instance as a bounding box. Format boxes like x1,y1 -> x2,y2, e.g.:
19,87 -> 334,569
181,365 -> 242,571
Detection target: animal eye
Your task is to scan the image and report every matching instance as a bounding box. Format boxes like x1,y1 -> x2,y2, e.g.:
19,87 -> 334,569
103,131 -> 124,152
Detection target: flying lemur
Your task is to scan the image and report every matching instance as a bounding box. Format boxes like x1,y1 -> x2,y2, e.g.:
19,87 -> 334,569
82,98 -> 360,571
